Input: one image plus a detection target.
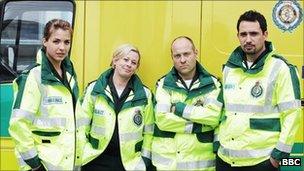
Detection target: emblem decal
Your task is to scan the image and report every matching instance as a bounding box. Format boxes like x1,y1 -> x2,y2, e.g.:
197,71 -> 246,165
251,81 -> 263,98
133,109 -> 142,126
272,0 -> 303,32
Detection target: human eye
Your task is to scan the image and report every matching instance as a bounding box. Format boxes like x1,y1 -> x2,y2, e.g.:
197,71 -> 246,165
131,60 -> 137,65
239,32 -> 247,37
123,57 -> 129,62
64,40 -> 70,45
53,39 -> 60,44
174,54 -> 181,59
249,32 -> 259,36
183,52 -> 190,57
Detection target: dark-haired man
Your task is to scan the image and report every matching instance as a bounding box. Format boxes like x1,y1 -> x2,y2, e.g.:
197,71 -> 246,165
217,10 -> 302,171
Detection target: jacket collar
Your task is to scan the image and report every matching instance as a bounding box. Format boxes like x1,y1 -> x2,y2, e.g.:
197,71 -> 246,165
92,68 -> 148,108
225,41 -> 274,74
163,62 -> 216,98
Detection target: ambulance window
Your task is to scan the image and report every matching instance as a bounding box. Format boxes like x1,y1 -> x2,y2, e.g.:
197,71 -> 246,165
0,0 -> 74,83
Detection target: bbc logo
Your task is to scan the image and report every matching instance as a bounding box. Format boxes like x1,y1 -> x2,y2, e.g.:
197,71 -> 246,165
281,158 -> 301,166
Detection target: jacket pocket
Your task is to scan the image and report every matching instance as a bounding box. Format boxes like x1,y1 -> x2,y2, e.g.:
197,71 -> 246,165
250,118 -> 281,132
32,130 -> 61,143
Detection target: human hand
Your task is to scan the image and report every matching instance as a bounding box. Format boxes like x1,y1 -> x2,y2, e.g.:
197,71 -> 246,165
270,157 -> 280,168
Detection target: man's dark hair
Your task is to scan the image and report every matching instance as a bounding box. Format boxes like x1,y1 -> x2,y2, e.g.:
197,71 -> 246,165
237,10 -> 267,33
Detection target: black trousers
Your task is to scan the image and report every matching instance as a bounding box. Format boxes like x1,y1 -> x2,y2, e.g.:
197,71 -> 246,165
216,155 -> 279,171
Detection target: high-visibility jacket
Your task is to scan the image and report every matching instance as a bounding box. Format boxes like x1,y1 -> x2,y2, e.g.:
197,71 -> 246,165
152,62 -> 223,171
218,41 -> 302,166
9,49 -> 80,170
77,68 -> 154,170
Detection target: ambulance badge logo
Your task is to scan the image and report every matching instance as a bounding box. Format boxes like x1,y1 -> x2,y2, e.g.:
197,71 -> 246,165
133,109 -> 142,126
251,81 -> 263,98
272,0 -> 303,32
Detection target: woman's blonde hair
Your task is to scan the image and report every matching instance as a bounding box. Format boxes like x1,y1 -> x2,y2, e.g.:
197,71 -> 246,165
110,43 -> 141,68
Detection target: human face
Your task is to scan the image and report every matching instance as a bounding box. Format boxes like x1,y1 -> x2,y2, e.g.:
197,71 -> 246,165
238,21 -> 268,60
171,38 -> 197,80
113,51 -> 139,79
43,28 -> 71,64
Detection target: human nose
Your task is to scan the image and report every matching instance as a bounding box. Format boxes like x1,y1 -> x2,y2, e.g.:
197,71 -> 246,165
244,35 -> 252,43
180,55 -> 186,63
59,42 -> 65,50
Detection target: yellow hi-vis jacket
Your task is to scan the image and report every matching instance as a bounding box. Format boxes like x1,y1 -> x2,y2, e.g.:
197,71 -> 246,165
9,49 -> 80,170
218,41 -> 302,166
77,68 -> 154,170
152,62 -> 223,170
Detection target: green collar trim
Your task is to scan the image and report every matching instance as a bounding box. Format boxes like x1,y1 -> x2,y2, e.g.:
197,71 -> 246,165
226,41 -> 274,74
92,68 -> 148,109
163,62 -> 216,99
40,49 -> 75,85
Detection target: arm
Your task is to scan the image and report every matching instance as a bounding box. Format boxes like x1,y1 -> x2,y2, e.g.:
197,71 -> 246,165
9,72 -> 42,169
154,80 -> 196,134
141,88 -> 155,169
76,83 -> 95,165
173,79 -> 223,128
270,65 -> 302,162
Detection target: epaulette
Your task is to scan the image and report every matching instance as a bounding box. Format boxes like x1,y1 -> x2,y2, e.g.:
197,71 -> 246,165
156,74 -> 166,87
86,79 -> 97,88
21,63 -> 40,74
272,54 -> 295,67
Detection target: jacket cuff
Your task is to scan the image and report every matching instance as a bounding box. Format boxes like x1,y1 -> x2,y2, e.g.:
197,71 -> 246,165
24,155 -> 41,169
270,148 -> 290,161
213,141 -> 220,153
174,102 -> 186,117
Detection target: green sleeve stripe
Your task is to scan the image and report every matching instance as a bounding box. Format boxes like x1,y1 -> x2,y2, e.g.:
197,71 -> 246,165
13,74 -> 29,109
217,87 -> 224,105
271,148 -> 290,161
24,155 -> 41,168
289,66 -> 300,99
174,102 -> 186,117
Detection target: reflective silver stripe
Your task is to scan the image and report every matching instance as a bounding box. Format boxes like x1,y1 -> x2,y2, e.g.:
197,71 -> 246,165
223,66 -> 231,83
43,161 -> 62,170
141,148 -> 151,159
226,103 -> 279,113
182,105 -> 194,119
152,152 -> 173,166
219,146 -> 272,158
278,100 -> 301,112
33,117 -> 66,127
214,134 -> 219,142
134,157 -> 146,170
264,59 -> 283,105
276,141 -> 292,153
184,121 -> 193,134
92,125 -> 105,136
20,148 -> 37,160
17,156 -> 28,167
33,69 -> 49,118
74,166 -> 81,171
144,124 -> 154,133
204,98 -> 223,108
156,103 -> 171,113
176,159 -> 215,170
120,132 -> 141,141
11,109 -> 35,122
76,118 -> 91,128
